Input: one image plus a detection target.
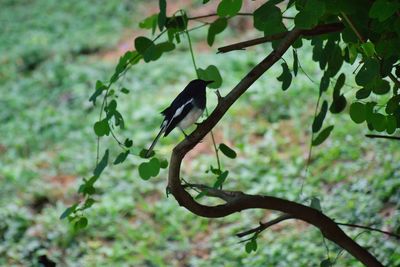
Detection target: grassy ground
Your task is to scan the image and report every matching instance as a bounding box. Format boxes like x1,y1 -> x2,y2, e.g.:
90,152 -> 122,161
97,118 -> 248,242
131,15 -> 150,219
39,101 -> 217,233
1,1 -> 399,266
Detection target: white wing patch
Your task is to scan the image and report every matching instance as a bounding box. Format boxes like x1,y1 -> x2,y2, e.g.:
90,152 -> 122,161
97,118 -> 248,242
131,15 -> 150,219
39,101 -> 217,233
164,98 -> 193,130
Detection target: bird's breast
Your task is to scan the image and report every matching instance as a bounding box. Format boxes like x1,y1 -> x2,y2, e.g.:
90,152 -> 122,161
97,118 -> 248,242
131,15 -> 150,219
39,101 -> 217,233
177,107 -> 204,129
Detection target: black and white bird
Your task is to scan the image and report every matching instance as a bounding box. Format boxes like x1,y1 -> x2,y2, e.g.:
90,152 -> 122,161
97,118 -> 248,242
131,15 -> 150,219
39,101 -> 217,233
146,79 -> 213,157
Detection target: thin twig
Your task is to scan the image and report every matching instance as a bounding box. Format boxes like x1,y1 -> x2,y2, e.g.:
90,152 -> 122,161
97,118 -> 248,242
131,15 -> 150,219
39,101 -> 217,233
333,231 -> 367,265
337,222 -> 400,239
388,73 -> 400,88
184,183 -> 242,202
237,214 -> 294,238
188,12 -> 253,20
188,13 -> 295,21
365,134 -> 400,140
340,13 -> 365,43
217,23 -> 344,53
322,234 -> 331,263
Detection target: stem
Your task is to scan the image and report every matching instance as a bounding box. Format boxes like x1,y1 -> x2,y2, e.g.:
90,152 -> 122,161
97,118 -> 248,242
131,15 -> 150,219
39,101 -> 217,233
340,13 -> 365,43
185,28 -> 198,75
337,222 -> 400,239
366,134 -> 400,140
184,20 -> 222,171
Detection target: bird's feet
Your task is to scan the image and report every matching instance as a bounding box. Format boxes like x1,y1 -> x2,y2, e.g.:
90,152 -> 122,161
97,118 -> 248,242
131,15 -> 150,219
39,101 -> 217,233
179,127 -> 189,138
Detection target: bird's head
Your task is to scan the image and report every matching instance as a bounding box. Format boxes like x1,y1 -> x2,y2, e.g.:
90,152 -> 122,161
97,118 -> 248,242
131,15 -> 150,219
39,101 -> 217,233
191,79 -> 214,87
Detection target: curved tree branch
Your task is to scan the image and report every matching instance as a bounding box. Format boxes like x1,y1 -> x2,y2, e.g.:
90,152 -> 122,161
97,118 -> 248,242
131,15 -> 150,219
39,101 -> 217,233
168,28 -> 383,267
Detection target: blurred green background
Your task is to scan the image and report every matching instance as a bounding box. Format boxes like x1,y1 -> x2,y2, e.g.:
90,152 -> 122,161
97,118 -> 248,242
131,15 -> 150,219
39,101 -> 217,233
0,0 -> 399,266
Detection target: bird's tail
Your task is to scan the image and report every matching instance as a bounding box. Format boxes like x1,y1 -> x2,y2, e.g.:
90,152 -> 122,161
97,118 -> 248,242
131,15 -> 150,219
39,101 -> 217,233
146,126 -> 165,157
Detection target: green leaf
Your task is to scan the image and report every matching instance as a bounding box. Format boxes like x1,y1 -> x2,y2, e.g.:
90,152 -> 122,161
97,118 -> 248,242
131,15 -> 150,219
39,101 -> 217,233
386,95 -> 400,114
114,150 -> 129,165
253,2 -> 286,34
156,41 -> 175,53
361,42 -> 376,58
83,198 -> 95,209
371,78 -> 390,95
121,88 -> 129,94
160,159 -> 169,169
217,0 -> 242,17
312,100 -> 328,133
139,14 -> 158,35
319,74 -> 330,94
114,51 -> 137,77
93,119 -> 110,137
293,49 -> 298,76
355,88 -> 371,99
134,37 -> 163,62
329,94 -> 347,114
346,44 -> 358,64
93,149 -> 109,177
166,15 -> 188,31
197,65 -> 223,88
138,158 -> 160,180
365,102 -> 377,125
89,80 -> 107,105
134,36 -> 153,54
369,0 -> 400,22
326,45 -> 343,77
124,138 -> 133,148
310,197 -> 322,211
78,177 -> 97,196
349,102 -> 366,124
386,115 -> 397,134
333,73 -> 345,99
320,259 -> 332,267
245,241 -> 253,254
245,239 -> 258,253
312,125 -> 334,146
207,18 -> 227,46
74,217 -> 88,230
370,113 -> 386,132
158,0 -> 167,30
294,0 -> 326,29
60,204 -> 78,220
277,62 -> 292,91
140,148 -> 155,158
213,170 -> 229,189
355,59 -> 380,86
209,165 -> 222,175
219,143 -> 237,159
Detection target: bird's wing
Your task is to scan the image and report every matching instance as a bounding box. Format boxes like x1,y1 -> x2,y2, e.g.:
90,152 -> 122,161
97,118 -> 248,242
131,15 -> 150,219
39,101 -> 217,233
163,99 -> 194,136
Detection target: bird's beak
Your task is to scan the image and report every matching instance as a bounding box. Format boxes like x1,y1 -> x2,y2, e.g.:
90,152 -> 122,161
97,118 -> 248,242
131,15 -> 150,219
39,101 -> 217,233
206,80 -> 214,85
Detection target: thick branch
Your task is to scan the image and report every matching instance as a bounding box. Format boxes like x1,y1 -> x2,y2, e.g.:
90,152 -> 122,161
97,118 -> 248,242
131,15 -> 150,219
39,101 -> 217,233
168,28 -> 383,267
217,22 -> 344,53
